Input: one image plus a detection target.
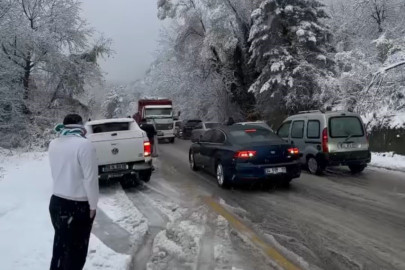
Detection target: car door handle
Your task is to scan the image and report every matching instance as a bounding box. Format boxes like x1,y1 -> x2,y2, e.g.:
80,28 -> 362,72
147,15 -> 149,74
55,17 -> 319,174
111,133 -> 117,136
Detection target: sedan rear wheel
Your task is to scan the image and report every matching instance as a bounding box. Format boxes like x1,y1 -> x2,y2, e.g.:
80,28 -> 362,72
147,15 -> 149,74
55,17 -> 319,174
216,163 -> 229,189
307,156 -> 324,175
189,152 -> 198,171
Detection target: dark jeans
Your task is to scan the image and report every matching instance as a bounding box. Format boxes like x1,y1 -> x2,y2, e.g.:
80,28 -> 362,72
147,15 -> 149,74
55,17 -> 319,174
49,195 -> 94,270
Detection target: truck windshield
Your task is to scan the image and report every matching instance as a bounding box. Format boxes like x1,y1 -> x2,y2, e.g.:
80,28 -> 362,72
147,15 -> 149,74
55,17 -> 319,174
145,108 -> 172,117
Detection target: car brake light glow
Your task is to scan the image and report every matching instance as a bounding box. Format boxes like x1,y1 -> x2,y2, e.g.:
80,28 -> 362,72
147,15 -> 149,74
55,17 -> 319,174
144,141 -> 151,157
287,147 -> 299,155
322,128 -> 329,153
244,129 -> 257,133
234,151 -> 257,159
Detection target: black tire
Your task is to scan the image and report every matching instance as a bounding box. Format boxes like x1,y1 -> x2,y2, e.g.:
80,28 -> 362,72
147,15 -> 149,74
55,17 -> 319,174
189,151 -> 199,171
139,170 -> 152,182
120,177 -> 136,189
349,164 -> 366,174
307,156 -> 324,175
170,137 -> 175,143
216,162 -> 230,189
281,177 -> 292,188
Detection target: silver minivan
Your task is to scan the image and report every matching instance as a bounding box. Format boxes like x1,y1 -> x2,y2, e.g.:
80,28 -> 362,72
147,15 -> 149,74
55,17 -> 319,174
277,110 -> 371,174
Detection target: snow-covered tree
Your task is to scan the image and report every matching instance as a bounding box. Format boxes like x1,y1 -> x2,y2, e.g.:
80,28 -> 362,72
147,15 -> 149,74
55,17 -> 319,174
0,0 -> 111,148
102,87 -> 124,119
248,0 -> 336,118
157,0 -> 256,118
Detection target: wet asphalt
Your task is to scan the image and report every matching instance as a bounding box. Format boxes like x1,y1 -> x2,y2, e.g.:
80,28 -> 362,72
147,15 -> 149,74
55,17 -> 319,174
152,139 -> 405,270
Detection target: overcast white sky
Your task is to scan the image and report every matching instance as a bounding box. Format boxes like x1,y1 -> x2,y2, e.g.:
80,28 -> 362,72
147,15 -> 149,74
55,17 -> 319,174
81,0 -> 162,83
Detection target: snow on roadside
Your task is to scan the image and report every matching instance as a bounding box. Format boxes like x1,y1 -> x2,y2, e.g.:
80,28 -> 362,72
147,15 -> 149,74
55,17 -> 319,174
85,235 -> 131,270
99,188 -> 148,241
146,210 -> 205,270
0,151 -> 132,270
370,152 -> 405,172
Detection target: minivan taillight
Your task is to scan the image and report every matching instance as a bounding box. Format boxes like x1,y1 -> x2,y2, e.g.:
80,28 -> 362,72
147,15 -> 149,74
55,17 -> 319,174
234,151 -> 257,159
144,141 -> 151,157
322,128 -> 329,153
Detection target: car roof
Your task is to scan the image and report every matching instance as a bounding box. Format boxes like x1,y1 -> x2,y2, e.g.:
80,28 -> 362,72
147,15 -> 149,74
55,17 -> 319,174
286,110 -> 361,121
219,124 -> 270,133
235,121 -> 266,125
86,118 -> 134,126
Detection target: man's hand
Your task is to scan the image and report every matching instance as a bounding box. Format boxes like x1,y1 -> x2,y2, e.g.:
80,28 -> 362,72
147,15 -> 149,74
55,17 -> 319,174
90,209 -> 96,219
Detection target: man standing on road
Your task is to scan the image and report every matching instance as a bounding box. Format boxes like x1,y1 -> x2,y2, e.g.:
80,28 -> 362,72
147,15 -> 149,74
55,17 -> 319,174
140,118 -> 157,156
48,114 -> 99,270
226,117 -> 235,126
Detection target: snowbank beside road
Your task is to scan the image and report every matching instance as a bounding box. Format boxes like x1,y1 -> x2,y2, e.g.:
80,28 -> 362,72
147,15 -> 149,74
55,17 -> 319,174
370,152 -> 405,172
99,188 -> 148,241
0,152 -> 133,270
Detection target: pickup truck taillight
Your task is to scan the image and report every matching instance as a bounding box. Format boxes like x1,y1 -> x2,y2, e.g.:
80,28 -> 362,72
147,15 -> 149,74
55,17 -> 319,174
144,141 -> 151,157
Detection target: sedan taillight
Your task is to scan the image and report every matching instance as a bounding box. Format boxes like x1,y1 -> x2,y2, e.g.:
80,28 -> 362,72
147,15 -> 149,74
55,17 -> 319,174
234,151 -> 257,159
287,147 -> 299,155
144,141 -> 151,157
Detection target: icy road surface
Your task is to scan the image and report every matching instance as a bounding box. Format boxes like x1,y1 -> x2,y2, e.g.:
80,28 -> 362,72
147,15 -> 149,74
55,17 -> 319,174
127,139 -> 405,270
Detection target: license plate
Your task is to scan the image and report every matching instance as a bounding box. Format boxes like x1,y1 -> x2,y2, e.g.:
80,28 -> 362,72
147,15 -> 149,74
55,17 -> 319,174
265,167 -> 286,175
341,143 -> 354,149
158,131 -> 164,136
104,164 -> 127,172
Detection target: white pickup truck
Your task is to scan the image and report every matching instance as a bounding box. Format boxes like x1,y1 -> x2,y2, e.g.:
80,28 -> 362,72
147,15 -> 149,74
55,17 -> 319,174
85,118 -> 152,187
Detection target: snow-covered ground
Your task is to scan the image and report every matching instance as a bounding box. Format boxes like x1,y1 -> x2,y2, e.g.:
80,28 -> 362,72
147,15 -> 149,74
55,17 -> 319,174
370,152 -> 405,172
0,151 -> 135,270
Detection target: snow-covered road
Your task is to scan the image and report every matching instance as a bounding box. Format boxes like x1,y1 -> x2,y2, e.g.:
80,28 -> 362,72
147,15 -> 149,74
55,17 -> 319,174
1,142 -> 405,270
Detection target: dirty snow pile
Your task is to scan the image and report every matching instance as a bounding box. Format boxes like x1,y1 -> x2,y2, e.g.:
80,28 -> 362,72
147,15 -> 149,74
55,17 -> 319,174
370,152 -> 405,172
98,188 -> 148,241
0,152 -> 130,270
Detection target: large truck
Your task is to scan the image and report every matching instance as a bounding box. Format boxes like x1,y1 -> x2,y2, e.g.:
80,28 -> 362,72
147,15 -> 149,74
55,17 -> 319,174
134,98 -> 176,143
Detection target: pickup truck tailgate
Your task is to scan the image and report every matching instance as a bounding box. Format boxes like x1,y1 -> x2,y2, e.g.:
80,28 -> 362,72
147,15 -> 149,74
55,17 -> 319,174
87,130 -> 146,166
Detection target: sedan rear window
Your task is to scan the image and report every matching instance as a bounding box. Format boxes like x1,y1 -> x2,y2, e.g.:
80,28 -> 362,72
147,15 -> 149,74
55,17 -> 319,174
230,129 -> 280,143
205,123 -> 220,129
92,123 -> 130,133
329,117 -> 364,138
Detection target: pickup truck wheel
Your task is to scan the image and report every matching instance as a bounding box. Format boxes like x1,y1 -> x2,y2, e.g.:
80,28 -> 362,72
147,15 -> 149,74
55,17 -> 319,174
120,177 -> 136,189
170,138 -> 175,143
139,170 -> 152,182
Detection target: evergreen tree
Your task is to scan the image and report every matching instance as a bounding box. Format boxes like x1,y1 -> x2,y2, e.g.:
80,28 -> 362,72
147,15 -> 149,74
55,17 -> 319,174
248,0 -> 336,118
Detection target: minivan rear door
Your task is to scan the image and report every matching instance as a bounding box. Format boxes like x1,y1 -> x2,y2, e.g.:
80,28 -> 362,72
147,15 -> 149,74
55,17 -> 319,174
327,116 -> 368,153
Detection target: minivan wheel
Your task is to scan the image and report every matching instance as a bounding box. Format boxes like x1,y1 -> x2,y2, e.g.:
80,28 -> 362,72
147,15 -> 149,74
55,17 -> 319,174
307,156 -> 324,175
216,163 -> 230,189
349,164 -> 366,174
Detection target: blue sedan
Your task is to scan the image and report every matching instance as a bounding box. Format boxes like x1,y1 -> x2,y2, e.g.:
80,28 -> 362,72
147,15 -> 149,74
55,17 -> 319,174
189,125 -> 301,188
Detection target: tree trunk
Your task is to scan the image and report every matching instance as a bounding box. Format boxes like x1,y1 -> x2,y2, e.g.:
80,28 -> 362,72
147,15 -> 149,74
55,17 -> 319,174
23,55 -> 31,100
